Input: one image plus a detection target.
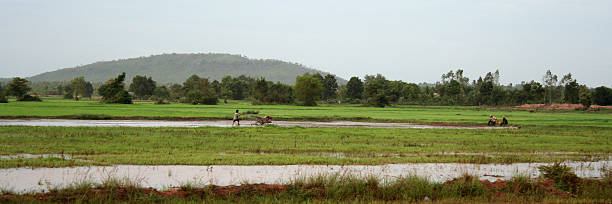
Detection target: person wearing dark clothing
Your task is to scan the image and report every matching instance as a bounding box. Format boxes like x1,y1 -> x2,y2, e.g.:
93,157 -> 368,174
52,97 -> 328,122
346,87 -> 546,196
232,110 -> 241,126
500,116 -> 508,126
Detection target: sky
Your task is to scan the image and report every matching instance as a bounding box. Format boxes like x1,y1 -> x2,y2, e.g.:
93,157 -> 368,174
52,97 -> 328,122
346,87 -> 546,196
1,0 -> 611,87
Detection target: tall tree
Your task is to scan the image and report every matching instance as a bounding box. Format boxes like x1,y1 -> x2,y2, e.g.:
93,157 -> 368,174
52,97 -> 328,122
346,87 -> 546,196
563,80 -> 580,104
294,74 -> 323,106
169,84 -> 182,101
182,74 -> 217,105
0,83 -> 7,103
592,86 -> 612,106
69,76 -> 87,100
7,77 -> 31,100
98,72 -> 132,104
253,78 -> 269,102
345,77 -> 364,100
84,82 -> 94,98
364,74 -> 390,107
322,74 -> 338,100
542,70 -> 558,104
129,75 -> 156,99
152,86 -> 170,102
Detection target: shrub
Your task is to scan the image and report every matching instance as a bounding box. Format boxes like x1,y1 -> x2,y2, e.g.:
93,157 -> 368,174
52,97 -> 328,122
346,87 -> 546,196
17,94 -> 42,101
438,174 -> 487,199
503,175 -> 546,201
538,163 -> 581,194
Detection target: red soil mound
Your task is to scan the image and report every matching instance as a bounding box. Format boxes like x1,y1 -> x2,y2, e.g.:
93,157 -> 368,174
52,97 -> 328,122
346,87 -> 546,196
517,104 -> 612,110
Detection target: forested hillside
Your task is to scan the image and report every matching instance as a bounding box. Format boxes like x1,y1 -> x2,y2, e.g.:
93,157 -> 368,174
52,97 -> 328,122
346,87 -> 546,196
27,53 -> 345,85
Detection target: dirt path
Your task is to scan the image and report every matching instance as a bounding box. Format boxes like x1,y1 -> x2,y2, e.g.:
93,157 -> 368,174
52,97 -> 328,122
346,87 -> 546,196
0,119 -> 516,129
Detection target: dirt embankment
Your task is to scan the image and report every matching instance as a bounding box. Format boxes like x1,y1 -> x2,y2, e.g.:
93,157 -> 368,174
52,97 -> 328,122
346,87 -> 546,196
517,104 -> 612,110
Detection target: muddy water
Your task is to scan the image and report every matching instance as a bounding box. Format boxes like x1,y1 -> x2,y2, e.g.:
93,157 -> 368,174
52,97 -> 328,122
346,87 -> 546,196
0,119 -> 512,129
1,161 -> 609,193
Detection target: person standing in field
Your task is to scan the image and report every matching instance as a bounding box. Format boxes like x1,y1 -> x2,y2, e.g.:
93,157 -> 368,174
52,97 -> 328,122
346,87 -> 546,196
232,109 -> 241,126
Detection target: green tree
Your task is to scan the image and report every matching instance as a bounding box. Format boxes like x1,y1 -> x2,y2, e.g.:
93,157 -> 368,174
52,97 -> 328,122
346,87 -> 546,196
592,86 -> 612,106
128,75 -> 156,99
63,85 -> 74,99
542,70 -> 558,104
69,76 -> 87,100
401,83 -> 421,104
579,89 -> 592,109
345,77 -> 363,100
98,72 -> 132,104
364,74 -> 390,107
181,75 -> 217,105
152,86 -> 170,102
294,74 -> 323,106
253,78 -> 269,102
84,82 -> 94,98
7,77 -> 31,100
0,83 -> 7,103
322,74 -> 338,100
563,80 -> 580,104
169,84 -> 182,101
220,76 -> 233,102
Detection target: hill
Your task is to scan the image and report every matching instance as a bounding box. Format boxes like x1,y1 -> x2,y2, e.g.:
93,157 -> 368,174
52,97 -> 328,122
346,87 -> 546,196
27,53 -> 346,85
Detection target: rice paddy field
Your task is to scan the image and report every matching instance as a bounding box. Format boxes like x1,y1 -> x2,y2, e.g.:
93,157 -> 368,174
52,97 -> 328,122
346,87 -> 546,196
1,97 -> 611,127
1,98 -> 611,203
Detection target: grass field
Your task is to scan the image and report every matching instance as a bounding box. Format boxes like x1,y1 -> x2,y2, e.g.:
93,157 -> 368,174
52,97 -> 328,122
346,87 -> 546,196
0,98 -> 611,127
0,125 -> 610,167
1,98 -> 611,202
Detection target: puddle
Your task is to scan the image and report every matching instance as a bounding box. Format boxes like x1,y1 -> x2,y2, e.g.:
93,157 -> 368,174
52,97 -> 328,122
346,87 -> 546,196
0,119 -> 513,129
1,161 -> 609,193
0,154 -> 72,160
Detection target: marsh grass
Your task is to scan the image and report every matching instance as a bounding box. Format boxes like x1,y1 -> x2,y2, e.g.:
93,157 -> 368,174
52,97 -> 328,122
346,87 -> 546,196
538,163 -> 582,193
0,125 -> 609,167
3,173 -> 611,203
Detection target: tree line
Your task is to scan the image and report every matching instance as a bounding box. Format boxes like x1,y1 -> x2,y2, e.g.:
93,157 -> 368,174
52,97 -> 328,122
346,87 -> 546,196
1,70 -> 611,108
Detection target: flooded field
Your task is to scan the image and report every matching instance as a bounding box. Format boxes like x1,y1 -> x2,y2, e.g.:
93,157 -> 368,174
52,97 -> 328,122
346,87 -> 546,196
0,119 -> 513,129
1,161 -> 609,193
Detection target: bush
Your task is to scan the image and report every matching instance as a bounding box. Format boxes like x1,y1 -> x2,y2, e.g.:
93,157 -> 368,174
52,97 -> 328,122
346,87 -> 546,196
538,163 -> 581,193
503,175 -> 546,201
110,90 -> 132,104
17,95 -> 42,102
438,174 -> 487,199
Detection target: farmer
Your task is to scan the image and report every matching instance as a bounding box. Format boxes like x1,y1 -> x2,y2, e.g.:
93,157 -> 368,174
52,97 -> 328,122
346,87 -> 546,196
232,109 -> 241,126
488,115 -> 497,126
500,116 -> 508,126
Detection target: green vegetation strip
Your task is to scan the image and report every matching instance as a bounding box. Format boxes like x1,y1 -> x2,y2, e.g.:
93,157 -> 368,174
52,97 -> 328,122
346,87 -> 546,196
2,171 -> 611,203
1,98 -> 611,127
0,126 -> 610,167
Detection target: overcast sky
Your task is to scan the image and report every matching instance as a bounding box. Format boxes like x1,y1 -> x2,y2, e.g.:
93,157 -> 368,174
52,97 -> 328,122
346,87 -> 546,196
1,0 -> 610,86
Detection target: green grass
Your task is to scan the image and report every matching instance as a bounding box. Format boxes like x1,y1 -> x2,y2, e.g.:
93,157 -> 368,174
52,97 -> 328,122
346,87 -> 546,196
0,97 -> 611,127
0,125 -> 609,167
2,173 -> 611,203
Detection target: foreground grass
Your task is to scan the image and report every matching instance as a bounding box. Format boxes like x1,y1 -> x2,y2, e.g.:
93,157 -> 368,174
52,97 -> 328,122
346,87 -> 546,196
0,125 -> 610,167
0,98 -> 611,127
2,170 -> 611,203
